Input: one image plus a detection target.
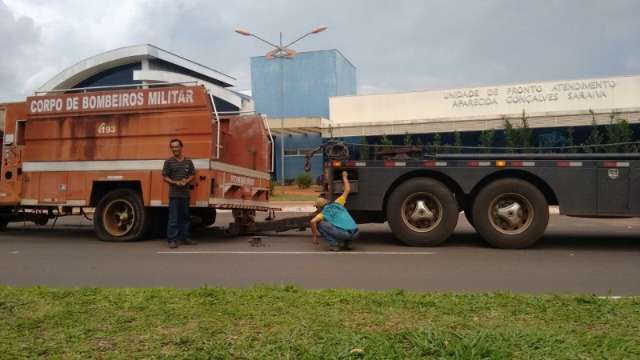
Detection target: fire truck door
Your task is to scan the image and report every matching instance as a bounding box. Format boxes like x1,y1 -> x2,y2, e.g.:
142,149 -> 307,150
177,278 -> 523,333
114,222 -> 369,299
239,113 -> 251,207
1,120 -> 25,197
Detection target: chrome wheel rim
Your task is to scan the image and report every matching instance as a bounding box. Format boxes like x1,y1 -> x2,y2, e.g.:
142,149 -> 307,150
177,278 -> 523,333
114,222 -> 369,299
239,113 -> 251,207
400,192 -> 443,232
488,193 -> 534,235
102,199 -> 136,237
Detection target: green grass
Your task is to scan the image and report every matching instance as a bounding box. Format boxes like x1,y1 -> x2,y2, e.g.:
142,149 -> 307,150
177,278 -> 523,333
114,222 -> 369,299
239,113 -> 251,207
1,286 -> 639,359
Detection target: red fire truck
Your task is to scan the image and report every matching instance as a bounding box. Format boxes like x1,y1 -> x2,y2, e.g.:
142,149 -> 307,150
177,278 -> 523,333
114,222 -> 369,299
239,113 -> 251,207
0,84 -> 278,241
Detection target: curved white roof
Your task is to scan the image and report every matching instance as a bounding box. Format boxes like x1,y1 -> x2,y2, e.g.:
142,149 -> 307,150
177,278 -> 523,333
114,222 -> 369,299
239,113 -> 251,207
38,44 -> 237,92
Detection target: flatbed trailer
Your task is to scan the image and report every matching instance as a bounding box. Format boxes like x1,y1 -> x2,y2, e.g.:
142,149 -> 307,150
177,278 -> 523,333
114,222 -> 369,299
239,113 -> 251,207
320,143 -> 640,248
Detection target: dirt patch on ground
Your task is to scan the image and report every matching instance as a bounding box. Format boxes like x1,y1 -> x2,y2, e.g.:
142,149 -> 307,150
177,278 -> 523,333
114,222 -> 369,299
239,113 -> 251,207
273,185 -> 322,197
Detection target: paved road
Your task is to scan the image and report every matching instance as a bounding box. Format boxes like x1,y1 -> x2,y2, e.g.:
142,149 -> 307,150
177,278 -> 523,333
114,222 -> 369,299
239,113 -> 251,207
0,212 -> 638,295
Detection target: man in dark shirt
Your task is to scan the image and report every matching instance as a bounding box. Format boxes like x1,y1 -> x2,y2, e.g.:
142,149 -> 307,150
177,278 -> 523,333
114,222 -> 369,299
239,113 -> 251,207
162,139 -> 196,248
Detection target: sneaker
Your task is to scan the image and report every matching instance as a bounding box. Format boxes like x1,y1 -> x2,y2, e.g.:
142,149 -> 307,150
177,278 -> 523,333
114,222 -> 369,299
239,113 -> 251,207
168,241 -> 178,249
342,242 -> 353,251
181,239 -> 197,245
328,245 -> 341,252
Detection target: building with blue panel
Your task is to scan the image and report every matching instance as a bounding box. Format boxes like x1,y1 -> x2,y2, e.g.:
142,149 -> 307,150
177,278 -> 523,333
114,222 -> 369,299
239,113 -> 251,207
251,50 -> 356,183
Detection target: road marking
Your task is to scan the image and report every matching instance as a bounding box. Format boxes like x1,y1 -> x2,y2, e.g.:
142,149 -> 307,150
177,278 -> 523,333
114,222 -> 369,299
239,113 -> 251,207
597,296 -> 634,300
157,250 -> 435,255
9,251 -> 19,255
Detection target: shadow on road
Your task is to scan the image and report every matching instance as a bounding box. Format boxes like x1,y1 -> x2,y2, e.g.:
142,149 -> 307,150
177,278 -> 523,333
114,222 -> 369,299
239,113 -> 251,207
3,221 -> 639,251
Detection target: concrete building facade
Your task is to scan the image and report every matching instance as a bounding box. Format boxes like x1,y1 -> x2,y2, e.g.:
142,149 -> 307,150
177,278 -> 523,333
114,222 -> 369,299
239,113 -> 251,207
323,76 -> 640,151
327,75 -> 640,151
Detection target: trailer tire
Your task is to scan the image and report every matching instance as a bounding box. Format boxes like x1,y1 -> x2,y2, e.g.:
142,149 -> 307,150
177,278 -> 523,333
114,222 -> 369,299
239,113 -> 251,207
472,178 -> 548,249
463,207 -> 475,227
386,178 -> 458,246
94,189 -> 151,242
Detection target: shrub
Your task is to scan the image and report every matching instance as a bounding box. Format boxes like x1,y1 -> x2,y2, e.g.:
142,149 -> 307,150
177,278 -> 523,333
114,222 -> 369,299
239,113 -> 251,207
269,179 -> 276,194
606,113 -> 633,152
479,129 -> 495,153
583,110 -> 603,153
295,173 -> 313,189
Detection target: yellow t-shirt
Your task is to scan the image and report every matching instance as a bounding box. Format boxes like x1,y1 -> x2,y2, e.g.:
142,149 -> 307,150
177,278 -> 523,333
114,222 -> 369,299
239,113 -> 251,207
312,195 -> 346,222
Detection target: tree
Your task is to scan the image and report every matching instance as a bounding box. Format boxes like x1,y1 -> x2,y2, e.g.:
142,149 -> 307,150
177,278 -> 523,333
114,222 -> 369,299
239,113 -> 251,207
503,117 -> 519,153
358,137 -> 370,160
431,133 -> 442,154
403,132 -> 413,146
452,131 -> 463,153
518,110 -> 532,150
606,112 -> 633,153
583,110 -> 603,153
565,127 -> 575,153
479,129 -> 495,153
380,135 -> 393,151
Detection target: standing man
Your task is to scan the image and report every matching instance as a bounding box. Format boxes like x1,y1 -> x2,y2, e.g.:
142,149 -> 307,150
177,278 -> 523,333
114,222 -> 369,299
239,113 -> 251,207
310,171 -> 359,251
162,139 -> 196,249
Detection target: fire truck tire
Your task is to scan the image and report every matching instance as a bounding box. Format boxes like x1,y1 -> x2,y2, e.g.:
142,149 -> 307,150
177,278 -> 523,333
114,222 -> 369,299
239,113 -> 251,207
472,178 -> 549,249
94,189 -> 151,242
192,208 -> 217,227
0,218 -> 8,231
386,177 -> 458,246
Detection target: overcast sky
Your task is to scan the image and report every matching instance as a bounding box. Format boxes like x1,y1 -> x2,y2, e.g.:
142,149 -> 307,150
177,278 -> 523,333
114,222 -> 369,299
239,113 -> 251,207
1,0 -> 639,101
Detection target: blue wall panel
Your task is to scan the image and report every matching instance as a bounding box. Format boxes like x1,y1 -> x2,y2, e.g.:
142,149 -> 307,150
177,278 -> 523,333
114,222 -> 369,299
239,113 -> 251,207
251,49 -> 356,182
335,51 -> 357,97
273,134 -> 323,182
251,49 -> 356,119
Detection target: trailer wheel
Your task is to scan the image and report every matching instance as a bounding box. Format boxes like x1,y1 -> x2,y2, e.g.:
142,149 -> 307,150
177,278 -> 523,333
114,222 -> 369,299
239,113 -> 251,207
386,178 -> 458,246
94,189 -> 151,242
472,179 -> 548,249
463,207 -> 475,227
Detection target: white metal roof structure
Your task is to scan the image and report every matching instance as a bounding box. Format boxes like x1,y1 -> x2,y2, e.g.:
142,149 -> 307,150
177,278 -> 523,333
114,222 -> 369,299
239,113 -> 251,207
37,44 -> 250,110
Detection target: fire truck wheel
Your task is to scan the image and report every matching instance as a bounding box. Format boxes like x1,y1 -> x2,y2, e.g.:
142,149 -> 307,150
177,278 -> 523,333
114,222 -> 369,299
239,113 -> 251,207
191,208 -> 217,228
94,189 -> 151,242
386,177 -> 458,246
0,218 -> 8,231
472,178 -> 549,249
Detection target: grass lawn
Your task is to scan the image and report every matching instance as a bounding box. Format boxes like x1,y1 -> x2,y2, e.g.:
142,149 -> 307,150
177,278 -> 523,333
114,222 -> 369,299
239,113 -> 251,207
270,193 -> 318,202
1,286 -> 638,359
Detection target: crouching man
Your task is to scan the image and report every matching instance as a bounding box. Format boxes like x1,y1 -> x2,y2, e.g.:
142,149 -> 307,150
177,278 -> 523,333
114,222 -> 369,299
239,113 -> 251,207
310,171 -> 359,251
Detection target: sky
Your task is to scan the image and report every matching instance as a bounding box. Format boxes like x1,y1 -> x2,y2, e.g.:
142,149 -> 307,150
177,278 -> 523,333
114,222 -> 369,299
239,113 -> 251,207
1,0 -> 639,101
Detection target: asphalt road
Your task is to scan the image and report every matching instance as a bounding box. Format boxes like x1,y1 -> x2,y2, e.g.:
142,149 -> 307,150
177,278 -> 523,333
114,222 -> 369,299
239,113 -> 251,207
0,212 -> 638,295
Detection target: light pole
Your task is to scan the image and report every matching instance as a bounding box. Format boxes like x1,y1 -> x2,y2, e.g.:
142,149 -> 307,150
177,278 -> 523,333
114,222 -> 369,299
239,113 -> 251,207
235,26 -> 327,185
